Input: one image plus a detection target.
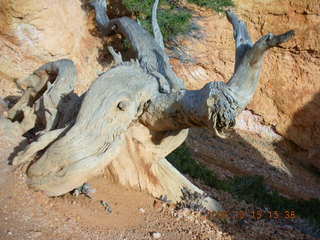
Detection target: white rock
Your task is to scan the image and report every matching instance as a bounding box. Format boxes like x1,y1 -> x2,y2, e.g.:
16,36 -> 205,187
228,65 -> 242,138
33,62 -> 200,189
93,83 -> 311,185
138,208 -> 145,213
152,232 -> 161,239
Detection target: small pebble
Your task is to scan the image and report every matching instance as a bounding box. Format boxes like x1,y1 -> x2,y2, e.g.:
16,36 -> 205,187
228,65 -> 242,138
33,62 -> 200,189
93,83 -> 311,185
151,232 -> 161,239
7,231 -> 12,235
72,189 -> 80,197
105,207 -> 112,214
100,200 -> 112,213
138,208 -> 145,213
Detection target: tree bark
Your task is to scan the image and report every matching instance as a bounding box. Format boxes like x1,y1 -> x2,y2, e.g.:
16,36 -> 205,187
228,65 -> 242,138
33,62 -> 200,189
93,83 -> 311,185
8,2 -> 294,212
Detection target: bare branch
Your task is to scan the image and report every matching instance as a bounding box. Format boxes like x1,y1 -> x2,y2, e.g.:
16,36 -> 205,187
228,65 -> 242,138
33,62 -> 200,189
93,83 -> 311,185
107,46 -> 123,65
12,127 -> 68,166
89,0 -> 109,36
90,0 -> 185,92
226,10 -> 253,71
227,28 -> 295,110
152,0 -> 165,50
8,59 -> 79,132
141,12 -> 295,135
140,81 -> 238,137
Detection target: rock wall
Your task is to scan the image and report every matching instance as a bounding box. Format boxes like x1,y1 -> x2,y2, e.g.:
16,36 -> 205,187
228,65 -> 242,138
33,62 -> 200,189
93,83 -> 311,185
172,0 -> 320,167
0,0 -> 319,167
0,0 -> 104,97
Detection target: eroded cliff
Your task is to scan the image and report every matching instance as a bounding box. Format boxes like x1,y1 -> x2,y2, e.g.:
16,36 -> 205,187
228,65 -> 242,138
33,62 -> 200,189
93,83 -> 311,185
0,0 -> 319,170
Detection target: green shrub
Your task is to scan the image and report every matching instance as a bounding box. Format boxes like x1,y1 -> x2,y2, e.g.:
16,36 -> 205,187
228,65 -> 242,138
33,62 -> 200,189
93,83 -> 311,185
140,8 -> 192,42
122,0 -> 155,16
123,0 -> 192,41
122,0 -> 233,42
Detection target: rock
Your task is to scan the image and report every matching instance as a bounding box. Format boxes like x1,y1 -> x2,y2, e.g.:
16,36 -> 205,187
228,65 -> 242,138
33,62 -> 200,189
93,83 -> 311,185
151,232 -> 162,239
73,183 -> 96,198
72,189 -> 81,197
81,183 -> 96,195
138,208 -> 145,213
100,200 -> 112,213
0,0 -> 104,98
181,208 -> 191,216
235,110 -> 282,141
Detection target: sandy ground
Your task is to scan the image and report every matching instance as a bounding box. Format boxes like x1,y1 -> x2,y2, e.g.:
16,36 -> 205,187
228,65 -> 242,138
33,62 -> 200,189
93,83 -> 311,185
0,124 -> 318,240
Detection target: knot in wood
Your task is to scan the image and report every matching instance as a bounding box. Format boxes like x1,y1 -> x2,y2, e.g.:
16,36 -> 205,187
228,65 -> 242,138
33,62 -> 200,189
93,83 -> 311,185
117,101 -> 129,111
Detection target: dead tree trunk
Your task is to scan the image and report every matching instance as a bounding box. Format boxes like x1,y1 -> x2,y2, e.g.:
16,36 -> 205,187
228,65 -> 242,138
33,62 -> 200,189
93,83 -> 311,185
8,1 -> 294,212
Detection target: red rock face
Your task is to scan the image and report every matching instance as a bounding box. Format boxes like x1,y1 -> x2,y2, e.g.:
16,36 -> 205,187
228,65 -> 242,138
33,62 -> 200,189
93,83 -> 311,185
0,0 -> 104,97
0,0 -> 319,167
171,0 -> 320,165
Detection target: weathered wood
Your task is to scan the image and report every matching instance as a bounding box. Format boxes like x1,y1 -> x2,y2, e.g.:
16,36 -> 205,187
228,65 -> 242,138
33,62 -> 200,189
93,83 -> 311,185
12,127 -> 68,166
226,10 -> 294,110
152,0 -> 165,50
32,59 -> 79,131
104,122 -> 222,210
26,62 -> 159,196
140,29 -> 294,135
9,2 -> 294,213
7,59 -> 80,133
226,11 -> 253,71
140,81 -> 238,137
11,58 -> 222,210
107,46 -> 123,65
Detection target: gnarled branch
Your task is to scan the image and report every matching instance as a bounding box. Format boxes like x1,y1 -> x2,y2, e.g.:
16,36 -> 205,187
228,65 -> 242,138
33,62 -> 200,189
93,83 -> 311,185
8,59 -> 80,132
89,0 -> 185,92
8,4 -> 294,213
141,12 -> 294,135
